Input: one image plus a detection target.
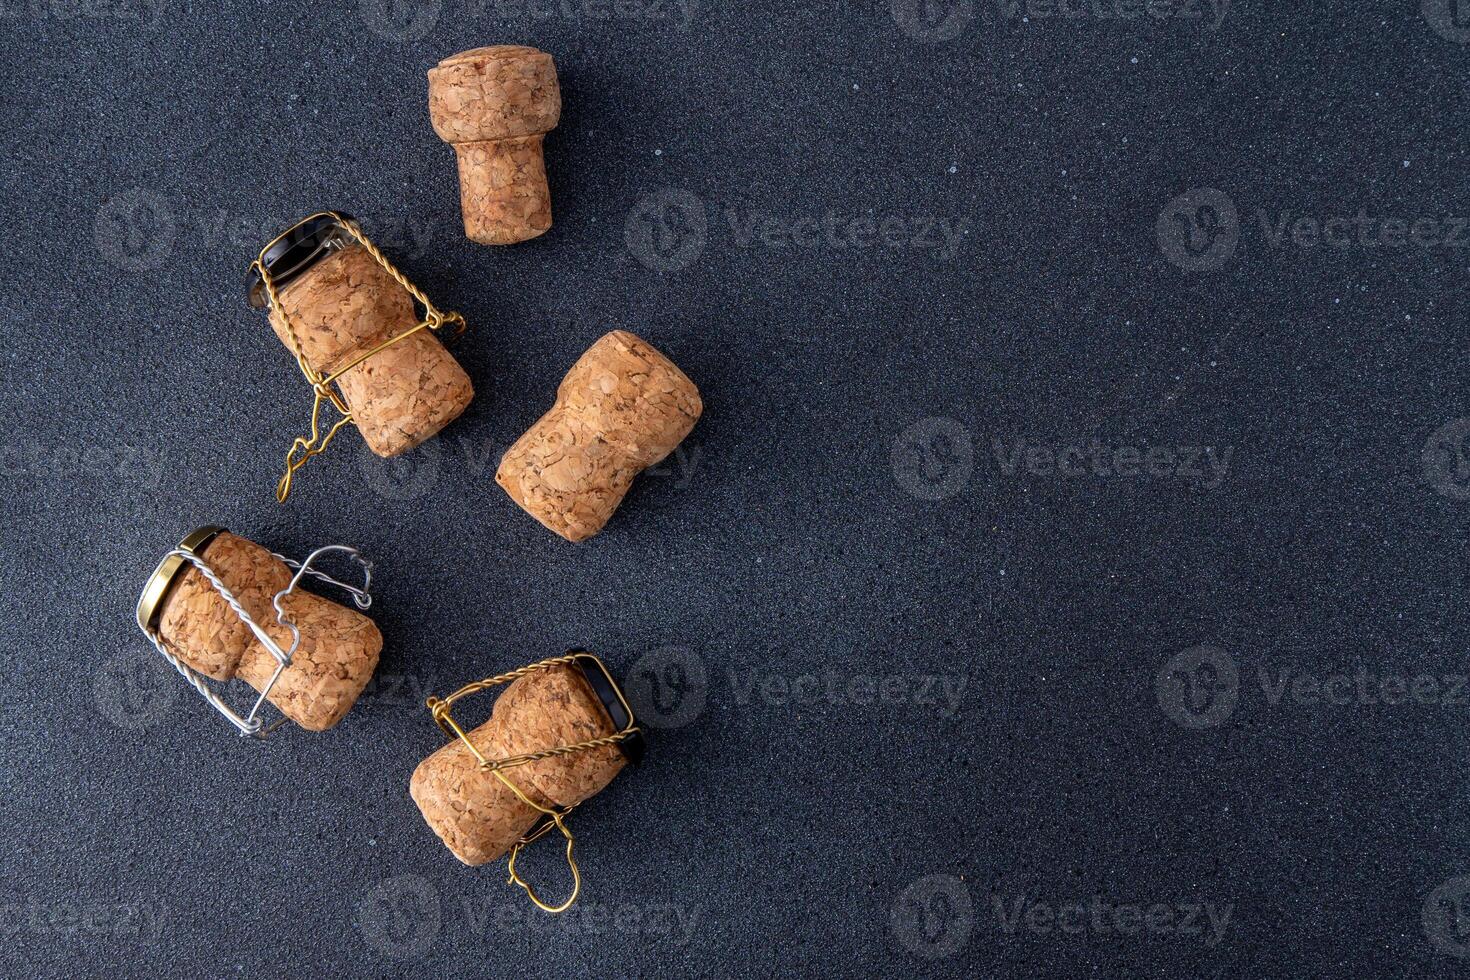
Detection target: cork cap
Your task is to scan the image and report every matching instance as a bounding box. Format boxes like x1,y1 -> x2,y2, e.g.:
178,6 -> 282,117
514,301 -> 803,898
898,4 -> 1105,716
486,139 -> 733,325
496,331 -> 702,541
426,45 -> 561,143
428,44 -> 561,245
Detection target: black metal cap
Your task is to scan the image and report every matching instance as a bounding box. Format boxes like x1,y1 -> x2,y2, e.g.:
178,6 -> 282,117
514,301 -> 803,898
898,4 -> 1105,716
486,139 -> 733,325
247,212 -> 355,309
570,650 -> 645,766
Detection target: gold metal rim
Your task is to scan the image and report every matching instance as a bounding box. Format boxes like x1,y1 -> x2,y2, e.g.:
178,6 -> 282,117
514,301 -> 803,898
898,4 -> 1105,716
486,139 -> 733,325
135,525 -> 226,634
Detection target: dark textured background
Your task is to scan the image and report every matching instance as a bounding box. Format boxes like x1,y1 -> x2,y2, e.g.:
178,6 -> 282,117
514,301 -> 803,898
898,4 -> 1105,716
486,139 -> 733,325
3,0 -> 1469,976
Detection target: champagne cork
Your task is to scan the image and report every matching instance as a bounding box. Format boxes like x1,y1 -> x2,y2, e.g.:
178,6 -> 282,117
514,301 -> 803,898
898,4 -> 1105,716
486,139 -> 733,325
496,330 -> 702,542
427,45 -> 561,245
154,531 -> 382,732
411,663 -> 627,865
265,241 -> 474,458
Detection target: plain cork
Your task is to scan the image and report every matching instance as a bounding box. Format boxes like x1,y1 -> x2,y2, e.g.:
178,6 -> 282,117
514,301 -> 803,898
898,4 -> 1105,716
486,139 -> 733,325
427,45 -> 561,245
410,664 -> 627,866
155,532 -> 382,732
267,243 -> 474,458
496,330 -> 702,542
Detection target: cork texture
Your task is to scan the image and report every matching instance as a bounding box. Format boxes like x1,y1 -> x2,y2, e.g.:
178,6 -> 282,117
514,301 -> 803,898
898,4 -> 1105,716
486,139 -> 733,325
427,45 -> 561,245
267,243 -> 473,457
155,532 -> 382,732
410,664 -> 626,866
496,330 -> 702,542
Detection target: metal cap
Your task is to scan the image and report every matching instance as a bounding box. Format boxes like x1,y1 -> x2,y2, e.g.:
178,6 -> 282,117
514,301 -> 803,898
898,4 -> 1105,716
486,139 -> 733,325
135,525 -> 226,634
569,649 -> 645,766
247,212 -> 355,309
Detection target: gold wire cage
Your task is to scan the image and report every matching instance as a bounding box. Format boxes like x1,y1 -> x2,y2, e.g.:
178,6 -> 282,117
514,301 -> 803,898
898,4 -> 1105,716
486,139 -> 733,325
424,652 -> 643,914
250,211 -> 466,502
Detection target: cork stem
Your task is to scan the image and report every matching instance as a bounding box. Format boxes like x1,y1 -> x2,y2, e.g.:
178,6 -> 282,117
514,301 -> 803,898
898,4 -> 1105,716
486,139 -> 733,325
454,135 -> 552,244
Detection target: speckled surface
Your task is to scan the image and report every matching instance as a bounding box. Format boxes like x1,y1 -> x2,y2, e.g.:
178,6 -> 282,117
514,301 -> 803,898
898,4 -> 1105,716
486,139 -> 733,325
2,2 -> 1469,977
